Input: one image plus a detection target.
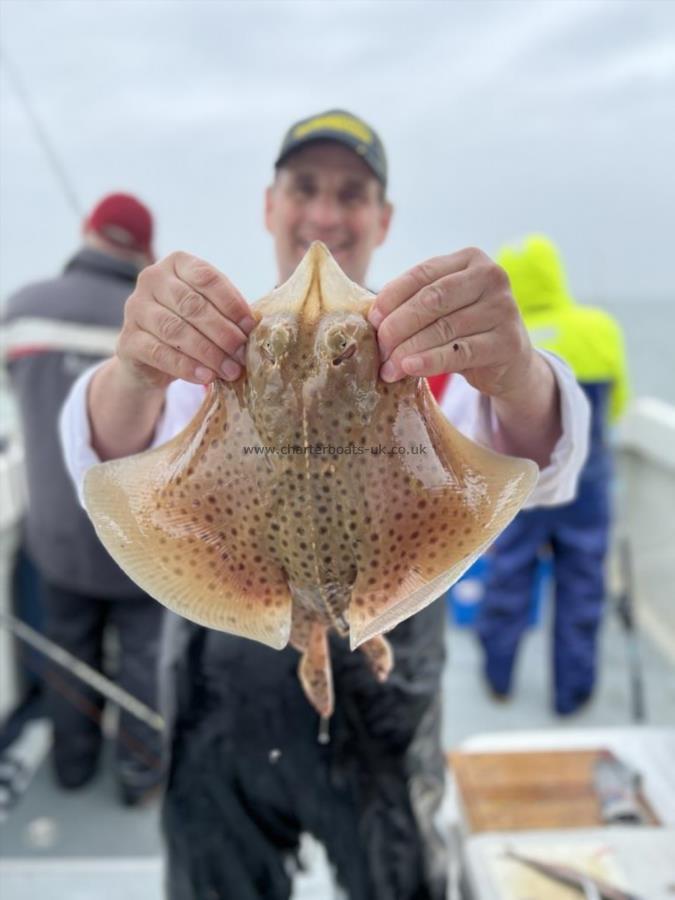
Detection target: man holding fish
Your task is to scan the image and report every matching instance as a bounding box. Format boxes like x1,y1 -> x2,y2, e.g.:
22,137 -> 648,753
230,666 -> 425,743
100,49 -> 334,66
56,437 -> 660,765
61,110 -> 589,899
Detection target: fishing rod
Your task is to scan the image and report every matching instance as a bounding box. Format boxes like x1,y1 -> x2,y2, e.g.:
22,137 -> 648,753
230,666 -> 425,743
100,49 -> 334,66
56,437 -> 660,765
0,610 -> 164,733
0,615 -> 163,821
0,43 -> 82,218
614,536 -> 646,723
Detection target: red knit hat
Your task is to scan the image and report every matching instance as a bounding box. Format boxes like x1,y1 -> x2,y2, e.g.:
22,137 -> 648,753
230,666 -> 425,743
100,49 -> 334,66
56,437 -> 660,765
84,192 -> 155,259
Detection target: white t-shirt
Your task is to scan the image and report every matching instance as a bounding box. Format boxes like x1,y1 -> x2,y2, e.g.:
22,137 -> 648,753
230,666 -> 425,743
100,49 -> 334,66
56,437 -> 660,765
60,350 -> 589,509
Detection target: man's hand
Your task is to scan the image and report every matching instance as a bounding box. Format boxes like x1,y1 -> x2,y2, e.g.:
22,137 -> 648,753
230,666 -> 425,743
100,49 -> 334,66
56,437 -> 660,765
117,251 -> 256,390
368,248 -> 561,466
368,247 -> 534,398
88,252 -> 256,461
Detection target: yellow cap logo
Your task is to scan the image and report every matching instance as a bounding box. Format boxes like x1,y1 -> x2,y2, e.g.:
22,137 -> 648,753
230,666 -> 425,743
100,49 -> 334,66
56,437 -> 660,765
293,113 -> 372,145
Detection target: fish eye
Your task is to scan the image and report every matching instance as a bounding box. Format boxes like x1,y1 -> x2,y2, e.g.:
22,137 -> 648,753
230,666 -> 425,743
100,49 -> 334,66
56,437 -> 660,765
259,321 -> 293,362
332,343 -> 357,365
320,316 -> 365,365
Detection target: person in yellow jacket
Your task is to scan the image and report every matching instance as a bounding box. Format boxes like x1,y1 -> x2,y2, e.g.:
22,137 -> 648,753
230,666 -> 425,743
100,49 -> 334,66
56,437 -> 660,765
476,235 -> 629,714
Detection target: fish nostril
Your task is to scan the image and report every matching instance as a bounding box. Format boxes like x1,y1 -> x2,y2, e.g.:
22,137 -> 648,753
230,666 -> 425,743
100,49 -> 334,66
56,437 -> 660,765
332,343 -> 357,365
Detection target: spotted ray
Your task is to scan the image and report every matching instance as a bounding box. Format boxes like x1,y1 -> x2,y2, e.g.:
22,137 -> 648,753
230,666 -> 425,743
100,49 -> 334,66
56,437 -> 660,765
84,242 -> 538,717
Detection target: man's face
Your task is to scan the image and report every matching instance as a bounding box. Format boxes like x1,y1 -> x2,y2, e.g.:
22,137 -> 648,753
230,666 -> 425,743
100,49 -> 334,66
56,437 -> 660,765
265,141 -> 393,285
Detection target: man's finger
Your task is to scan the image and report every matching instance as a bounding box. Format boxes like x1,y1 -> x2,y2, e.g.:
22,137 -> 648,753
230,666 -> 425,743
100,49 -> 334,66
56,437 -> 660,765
381,330 -> 506,381
134,302 -> 246,377
138,276 -> 250,358
383,302 -> 502,376
170,252 -> 256,334
375,265 -> 490,360
123,329 -> 215,385
368,249 -> 475,327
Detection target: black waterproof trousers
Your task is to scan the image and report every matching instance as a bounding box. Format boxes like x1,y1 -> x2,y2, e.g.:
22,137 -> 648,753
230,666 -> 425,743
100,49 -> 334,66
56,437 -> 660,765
162,602 -> 448,900
41,581 -> 165,789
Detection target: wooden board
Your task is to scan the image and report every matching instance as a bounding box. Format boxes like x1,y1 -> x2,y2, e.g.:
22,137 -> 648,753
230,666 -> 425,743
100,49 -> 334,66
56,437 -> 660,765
448,748 -> 660,833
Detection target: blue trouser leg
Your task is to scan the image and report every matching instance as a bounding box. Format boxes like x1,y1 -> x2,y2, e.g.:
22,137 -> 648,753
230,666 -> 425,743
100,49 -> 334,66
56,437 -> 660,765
551,485 -> 610,714
476,511 -> 549,695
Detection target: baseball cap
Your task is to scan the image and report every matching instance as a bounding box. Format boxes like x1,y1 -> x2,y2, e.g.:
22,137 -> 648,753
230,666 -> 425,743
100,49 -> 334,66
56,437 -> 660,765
84,193 -> 155,259
275,109 -> 388,189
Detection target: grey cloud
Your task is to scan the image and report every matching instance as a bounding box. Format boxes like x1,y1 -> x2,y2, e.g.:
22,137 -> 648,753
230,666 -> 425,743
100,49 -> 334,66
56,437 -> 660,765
1,0 -> 673,305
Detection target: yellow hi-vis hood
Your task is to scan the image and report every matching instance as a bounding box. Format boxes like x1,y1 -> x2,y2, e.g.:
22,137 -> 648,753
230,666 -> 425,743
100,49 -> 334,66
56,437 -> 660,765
498,235 -> 573,315
497,235 -> 629,422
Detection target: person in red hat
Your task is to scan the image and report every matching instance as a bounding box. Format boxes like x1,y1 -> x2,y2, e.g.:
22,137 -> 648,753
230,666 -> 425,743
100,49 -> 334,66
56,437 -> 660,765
3,192 -> 164,805
83,192 -> 155,264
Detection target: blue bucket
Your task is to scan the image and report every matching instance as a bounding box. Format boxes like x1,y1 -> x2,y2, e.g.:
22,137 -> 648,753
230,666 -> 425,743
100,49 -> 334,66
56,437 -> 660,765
445,554 -> 552,628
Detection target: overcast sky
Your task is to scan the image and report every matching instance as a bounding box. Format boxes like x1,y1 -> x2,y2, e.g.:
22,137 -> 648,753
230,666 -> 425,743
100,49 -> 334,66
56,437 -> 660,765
1,0 -> 674,305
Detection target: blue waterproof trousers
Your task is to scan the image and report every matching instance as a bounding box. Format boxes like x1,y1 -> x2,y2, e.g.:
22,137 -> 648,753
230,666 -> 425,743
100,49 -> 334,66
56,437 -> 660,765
476,473 -> 610,714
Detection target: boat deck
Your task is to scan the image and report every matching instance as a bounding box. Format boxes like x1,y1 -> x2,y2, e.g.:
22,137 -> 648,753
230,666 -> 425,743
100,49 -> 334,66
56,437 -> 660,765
1,602 -> 673,899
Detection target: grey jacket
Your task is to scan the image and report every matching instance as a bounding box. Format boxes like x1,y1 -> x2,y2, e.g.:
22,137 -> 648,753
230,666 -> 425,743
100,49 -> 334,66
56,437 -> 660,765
4,247 -> 147,597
